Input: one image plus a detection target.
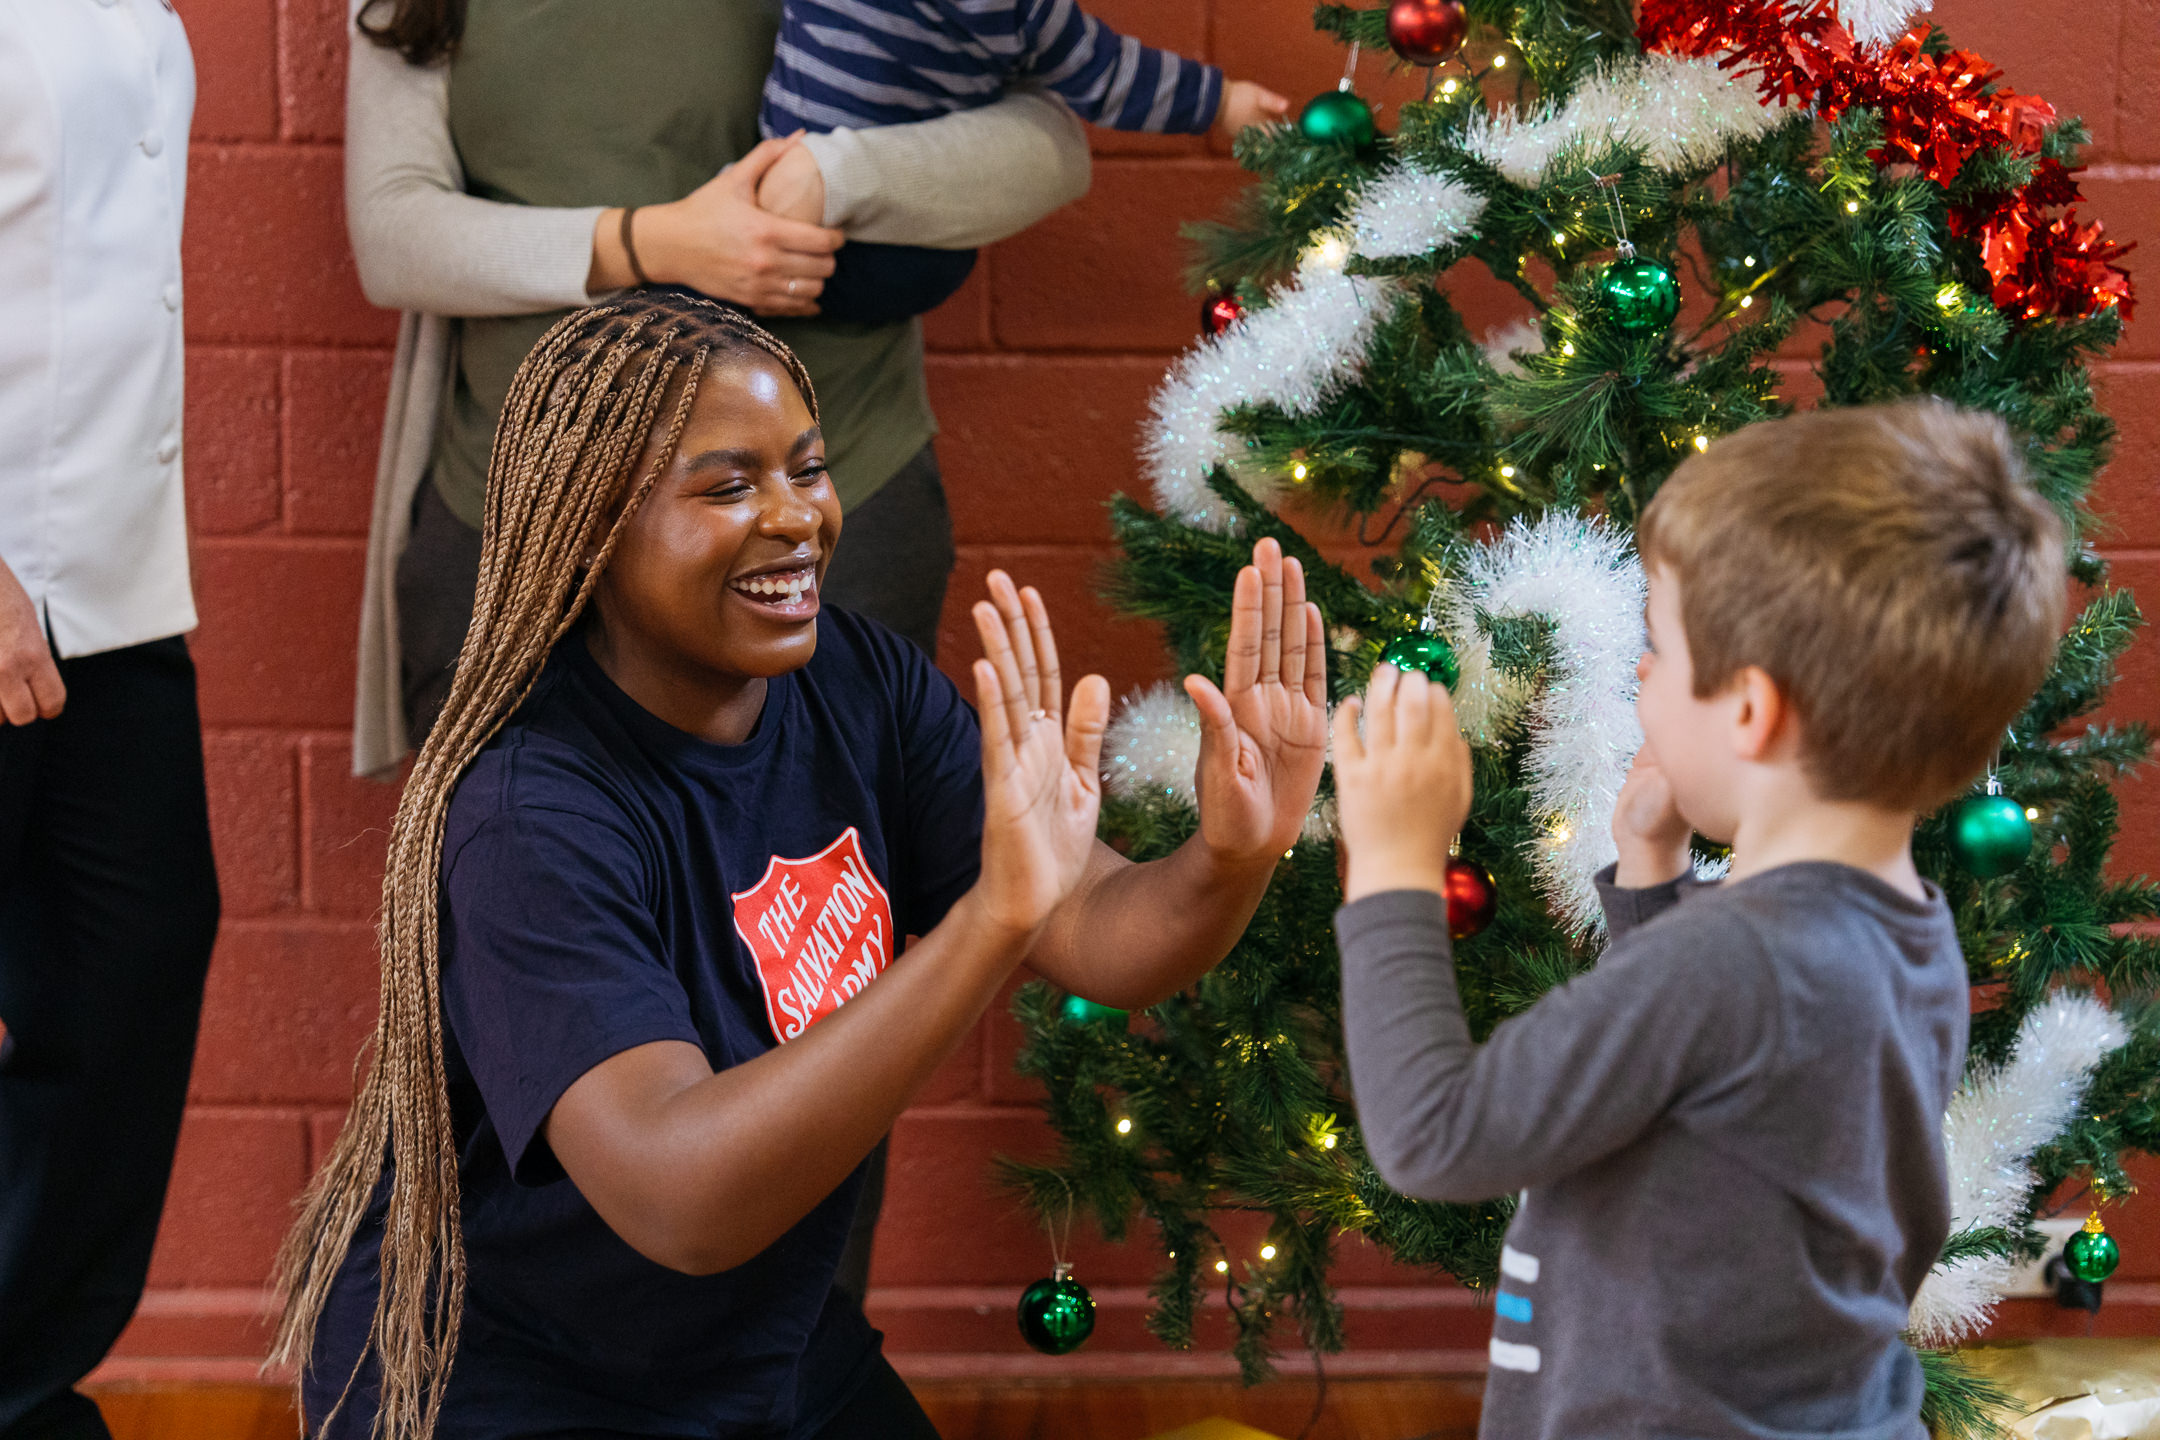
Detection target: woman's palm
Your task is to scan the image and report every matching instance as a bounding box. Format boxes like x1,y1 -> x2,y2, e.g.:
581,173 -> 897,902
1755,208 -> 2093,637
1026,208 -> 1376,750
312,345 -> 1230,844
969,573 -> 1109,936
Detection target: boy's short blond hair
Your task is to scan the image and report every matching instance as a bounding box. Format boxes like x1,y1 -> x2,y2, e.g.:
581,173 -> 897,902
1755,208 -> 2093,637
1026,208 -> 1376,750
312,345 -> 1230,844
1636,400 -> 2068,811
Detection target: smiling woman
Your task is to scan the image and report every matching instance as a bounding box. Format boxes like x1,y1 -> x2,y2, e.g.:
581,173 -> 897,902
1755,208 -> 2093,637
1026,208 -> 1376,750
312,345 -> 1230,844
269,288 -> 1333,1440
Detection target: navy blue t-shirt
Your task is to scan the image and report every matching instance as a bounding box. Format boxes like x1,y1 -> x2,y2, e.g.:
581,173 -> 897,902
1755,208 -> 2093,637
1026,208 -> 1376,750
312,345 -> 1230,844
306,611 -> 984,1439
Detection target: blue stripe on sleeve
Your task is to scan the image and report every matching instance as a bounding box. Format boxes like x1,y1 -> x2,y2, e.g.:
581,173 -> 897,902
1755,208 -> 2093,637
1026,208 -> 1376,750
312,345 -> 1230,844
760,0 -> 1221,138
1494,1290 -> 1534,1325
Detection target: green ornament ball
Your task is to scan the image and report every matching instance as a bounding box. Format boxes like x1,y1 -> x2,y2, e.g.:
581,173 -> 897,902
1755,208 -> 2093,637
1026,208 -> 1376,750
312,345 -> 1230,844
1017,1273 -> 1096,1355
1379,628 -> 1460,689
1950,792 -> 2033,879
2065,1223 -> 2121,1284
1298,89 -> 1377,148
1059,994 -> 1129,1029
1599,258 -> 1681,332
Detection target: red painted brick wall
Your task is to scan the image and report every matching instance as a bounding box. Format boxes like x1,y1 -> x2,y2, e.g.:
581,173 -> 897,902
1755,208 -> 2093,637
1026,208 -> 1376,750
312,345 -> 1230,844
110,0 -> 2160,1379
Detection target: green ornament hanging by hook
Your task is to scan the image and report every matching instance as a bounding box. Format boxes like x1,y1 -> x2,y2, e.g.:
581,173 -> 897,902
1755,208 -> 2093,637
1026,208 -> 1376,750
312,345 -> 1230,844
1297,87 -> 1376,148
1950,774 -> 2032,880
2064,1210 -> 2121,1283
1600,257 -> 1681,332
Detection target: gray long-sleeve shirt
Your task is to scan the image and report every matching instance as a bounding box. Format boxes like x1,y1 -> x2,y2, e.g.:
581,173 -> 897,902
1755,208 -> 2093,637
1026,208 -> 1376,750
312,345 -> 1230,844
1336,862 -> 1968,1440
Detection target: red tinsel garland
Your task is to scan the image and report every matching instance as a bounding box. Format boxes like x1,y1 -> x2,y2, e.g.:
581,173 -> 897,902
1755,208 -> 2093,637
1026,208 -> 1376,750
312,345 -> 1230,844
1638,0 -> 2134,321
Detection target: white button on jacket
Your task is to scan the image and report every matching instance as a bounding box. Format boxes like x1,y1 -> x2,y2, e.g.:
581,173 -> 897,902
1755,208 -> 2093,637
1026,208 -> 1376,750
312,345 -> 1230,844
0,0 -> 195,659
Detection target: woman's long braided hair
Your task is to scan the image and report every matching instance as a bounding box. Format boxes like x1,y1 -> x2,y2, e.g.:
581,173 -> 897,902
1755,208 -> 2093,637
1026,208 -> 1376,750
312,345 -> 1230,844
271,289 -> 817,1440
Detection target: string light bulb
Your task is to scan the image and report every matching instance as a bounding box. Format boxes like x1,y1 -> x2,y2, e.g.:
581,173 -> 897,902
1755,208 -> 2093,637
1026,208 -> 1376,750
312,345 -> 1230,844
1322,1133 -> 1338,1149
1744,255 -> 1758,267
1499,464 -> 1516,478
1738,294 -> 1754,308
1844,199 -> 1861,213
1214,1259 -> 1230,1274
1440,77 -> 1459,95
1692,434 -> 1710,451
1936,284 -> 1964,310
1560,341 -> 1575,355
1291,461 -> 1309,480
1492,51 -> 1507,67
2025,806 -> 2040,820
1259,1244 -> 1278,1261
1114,1116 -> 1133,1135
1305,234 -> 1351,272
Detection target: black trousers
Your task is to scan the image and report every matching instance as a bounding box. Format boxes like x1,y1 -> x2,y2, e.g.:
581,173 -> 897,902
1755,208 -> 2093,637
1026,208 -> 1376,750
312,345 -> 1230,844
0,637 -> 220,1440
394,445 -> 955,1304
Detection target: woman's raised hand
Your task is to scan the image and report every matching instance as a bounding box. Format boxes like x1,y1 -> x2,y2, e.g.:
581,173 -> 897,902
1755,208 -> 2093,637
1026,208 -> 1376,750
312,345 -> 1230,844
1184,538 -> 1329,868
970,573 -> 1110,939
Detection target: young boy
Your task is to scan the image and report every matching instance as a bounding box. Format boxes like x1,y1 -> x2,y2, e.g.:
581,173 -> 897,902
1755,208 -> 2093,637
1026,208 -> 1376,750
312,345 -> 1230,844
754,0 -> 1287,325
1330,401 -> 2067,1438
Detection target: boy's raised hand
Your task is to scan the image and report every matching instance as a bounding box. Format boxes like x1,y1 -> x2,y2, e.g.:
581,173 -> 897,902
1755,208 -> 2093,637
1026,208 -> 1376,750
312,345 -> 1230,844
1332,663 -> 1473,903
1612,747 -> 1694,888
1184,539 -> 1329,869
970,573 -> 1111,939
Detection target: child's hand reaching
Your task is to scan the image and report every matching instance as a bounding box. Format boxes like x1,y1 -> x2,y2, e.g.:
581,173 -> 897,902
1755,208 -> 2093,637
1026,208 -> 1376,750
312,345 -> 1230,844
754,139 -> 827,227
969,572 -> 1111,940
1612,747 -> 1694,888
1214,80 -> 1291,140
1332,663 -> 1473,903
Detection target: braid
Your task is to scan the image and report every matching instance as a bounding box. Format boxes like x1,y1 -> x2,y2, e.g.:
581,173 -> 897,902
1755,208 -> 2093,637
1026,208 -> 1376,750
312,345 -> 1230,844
271,290 -> 817,1440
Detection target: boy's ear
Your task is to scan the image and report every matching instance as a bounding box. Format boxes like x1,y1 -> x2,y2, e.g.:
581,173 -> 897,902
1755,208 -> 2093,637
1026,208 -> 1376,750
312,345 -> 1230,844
1728,664 -> 1793,764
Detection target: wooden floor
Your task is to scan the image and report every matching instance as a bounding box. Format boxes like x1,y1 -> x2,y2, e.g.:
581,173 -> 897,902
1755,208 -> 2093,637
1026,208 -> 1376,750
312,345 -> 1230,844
84,1378 -> 1484,1440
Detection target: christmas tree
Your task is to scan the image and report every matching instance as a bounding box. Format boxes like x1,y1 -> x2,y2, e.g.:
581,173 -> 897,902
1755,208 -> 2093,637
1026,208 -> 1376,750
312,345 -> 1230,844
1003,2 -> 2157,1433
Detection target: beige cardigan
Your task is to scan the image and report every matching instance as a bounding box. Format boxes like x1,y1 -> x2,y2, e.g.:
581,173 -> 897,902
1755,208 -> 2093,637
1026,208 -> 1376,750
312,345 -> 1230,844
344,4 -> 1093,777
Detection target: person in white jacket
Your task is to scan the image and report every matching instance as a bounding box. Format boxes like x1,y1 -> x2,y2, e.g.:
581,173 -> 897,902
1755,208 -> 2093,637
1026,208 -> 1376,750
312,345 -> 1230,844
0,3 -> 220,1436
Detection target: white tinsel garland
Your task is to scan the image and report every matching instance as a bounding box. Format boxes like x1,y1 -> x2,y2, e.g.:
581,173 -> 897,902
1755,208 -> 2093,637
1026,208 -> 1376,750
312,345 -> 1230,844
1101,683 -> 1337,843
1842,0 -> 1930,47
1460,52 -> 1788,187
1144,248 -> 1394,532
1432,515 -> 1645,935
1906,992 -> 2129,1347
1346,164 -> 1488,260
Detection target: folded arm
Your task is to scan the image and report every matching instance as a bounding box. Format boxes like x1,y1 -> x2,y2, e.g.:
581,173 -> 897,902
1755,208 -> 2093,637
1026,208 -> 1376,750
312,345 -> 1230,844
342,15 -> 600,316
800,89 -> 1093,248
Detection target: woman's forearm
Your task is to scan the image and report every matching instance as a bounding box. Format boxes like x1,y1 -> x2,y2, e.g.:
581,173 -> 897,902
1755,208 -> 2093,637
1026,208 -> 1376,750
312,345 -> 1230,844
544,889 -> 1033,1275
343,14 -> 603,315
801,89 -> 1092,248
1025,838 -> 1277,1010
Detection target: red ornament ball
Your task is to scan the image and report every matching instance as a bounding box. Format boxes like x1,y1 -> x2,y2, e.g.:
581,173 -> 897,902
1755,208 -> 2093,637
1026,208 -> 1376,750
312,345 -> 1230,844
1444,858 -> 1497,940
1201,291 -> 1247,336
1386,0 -> 1467,66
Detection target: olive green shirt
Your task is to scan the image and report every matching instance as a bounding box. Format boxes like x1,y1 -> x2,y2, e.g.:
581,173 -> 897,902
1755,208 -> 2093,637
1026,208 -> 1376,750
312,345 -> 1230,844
433,0 -> 937,527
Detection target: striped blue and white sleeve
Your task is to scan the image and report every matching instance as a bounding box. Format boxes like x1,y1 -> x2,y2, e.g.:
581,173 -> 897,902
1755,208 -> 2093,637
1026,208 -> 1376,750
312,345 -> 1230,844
946,0 -> 1223,134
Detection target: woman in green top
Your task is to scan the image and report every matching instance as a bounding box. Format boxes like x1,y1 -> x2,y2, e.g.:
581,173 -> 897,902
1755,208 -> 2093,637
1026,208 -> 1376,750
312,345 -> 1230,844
340,0 -> 1094,1307
343,0 -> 1091,772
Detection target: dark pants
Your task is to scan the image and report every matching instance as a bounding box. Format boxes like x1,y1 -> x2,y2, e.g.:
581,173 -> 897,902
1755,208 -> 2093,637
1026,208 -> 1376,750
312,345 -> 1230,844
0,638 -> 220,1440
395,444 -> 954,1302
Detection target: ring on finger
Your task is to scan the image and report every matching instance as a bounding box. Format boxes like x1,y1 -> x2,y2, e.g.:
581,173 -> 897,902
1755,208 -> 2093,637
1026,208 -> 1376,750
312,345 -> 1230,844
786,278 -> 800,297
1029,709 -> 1049,722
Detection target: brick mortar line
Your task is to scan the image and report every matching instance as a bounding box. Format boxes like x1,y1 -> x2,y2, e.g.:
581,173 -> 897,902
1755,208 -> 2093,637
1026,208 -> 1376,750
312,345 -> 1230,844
184,335 -> 400,353
213,915 -> 374,933
191,139 -> 345,155
173,1104 -> 315,1124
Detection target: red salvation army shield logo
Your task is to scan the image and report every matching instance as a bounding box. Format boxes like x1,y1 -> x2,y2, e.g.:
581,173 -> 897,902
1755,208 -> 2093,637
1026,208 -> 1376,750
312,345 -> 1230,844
730,828 -> 896,1043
